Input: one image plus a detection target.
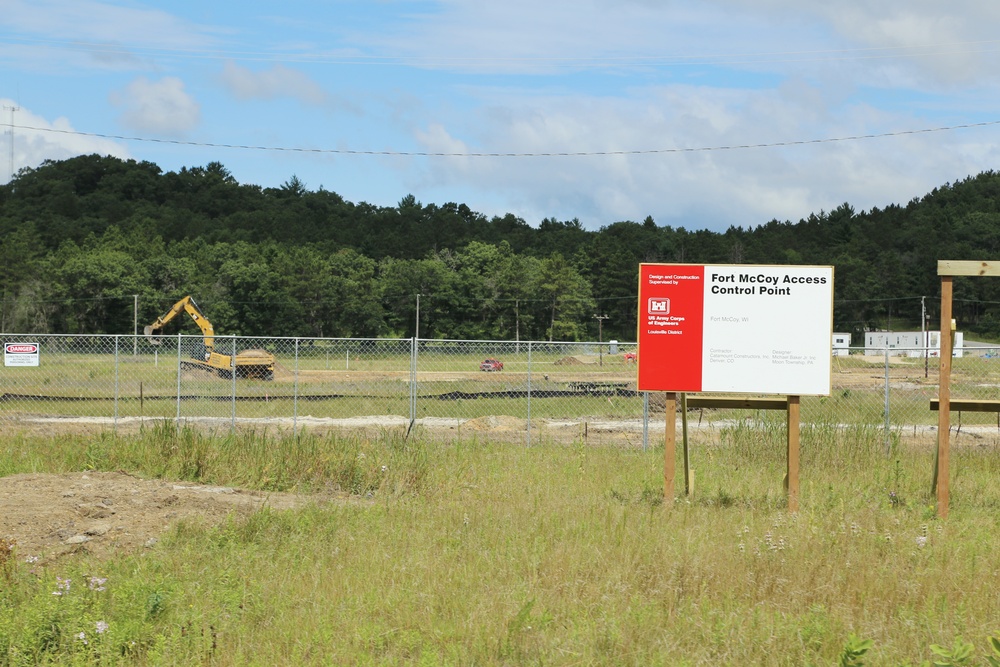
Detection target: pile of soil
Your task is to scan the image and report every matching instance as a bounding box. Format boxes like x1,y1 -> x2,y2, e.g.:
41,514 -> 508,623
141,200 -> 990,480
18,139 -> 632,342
236,349 -> 271,358
0,472 -> 339,563
554,356 -> 594,365
462,415 -> 526,431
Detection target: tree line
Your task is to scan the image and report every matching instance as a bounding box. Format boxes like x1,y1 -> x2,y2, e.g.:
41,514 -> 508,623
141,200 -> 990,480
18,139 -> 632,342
3,154 -> 1000,342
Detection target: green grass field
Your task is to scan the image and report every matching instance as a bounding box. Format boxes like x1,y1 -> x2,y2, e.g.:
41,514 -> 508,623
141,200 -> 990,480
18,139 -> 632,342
2,423 -> 1000,665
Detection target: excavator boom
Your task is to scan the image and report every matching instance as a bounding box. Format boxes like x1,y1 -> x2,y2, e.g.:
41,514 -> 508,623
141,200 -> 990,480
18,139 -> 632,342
144,296 -> 214,351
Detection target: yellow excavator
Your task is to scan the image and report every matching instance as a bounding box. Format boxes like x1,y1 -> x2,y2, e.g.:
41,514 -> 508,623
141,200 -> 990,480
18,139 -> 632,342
144,296 -> 275,380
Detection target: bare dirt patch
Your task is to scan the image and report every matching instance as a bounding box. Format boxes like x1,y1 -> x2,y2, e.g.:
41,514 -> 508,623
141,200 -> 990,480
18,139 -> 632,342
554,355 -> 593,365
0,472 -> 343,563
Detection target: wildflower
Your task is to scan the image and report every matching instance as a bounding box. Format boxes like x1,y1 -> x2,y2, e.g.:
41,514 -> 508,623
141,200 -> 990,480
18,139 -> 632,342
381,465 -> 388,473
916,535 -> 928,549
95,620 -> 109,634
76,632 -> 88,645
88,576 -> 107,592
24,555 -> 38,564
52,577 -> 71,596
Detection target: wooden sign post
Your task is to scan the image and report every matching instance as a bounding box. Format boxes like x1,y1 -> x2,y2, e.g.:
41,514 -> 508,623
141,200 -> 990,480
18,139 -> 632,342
637,264 -> 833,512
931,260 -> 1000,519
639,263 -> 831,512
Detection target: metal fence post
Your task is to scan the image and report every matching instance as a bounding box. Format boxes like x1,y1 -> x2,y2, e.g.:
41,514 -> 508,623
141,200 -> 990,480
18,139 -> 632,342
642,391 -> 649,452
294,337 -> 300,437
526,341 -> 532,447
175,333 -> 183,430
231,335 -> 237,433
409,337 -> 417,431
884,347 -> 892,454
114,335 -> 120,432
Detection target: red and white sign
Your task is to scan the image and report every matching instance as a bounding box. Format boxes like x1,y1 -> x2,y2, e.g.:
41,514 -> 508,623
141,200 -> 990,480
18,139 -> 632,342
637,264 -> 833,395
4,342 -> 40,367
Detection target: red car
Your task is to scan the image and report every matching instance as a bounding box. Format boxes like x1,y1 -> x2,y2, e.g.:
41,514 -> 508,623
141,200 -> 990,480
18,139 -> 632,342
480,358 -> 504,372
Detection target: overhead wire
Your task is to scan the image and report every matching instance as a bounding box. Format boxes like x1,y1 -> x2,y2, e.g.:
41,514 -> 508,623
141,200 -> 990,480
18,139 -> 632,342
11,119 -> 1000,159
4,35 -> 1000,68
4,32 -> 999,159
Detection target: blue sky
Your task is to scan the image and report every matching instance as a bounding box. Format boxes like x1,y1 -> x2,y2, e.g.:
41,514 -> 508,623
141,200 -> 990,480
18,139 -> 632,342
2,0 -> 999,232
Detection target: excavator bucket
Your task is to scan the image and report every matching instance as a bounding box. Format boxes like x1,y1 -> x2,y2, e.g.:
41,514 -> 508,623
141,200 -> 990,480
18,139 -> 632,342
143,325 -> 162,345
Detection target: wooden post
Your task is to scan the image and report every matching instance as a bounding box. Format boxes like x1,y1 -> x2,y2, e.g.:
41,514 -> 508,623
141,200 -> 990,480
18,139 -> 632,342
786,395 -> 800,512
681,392 -> 691,495
664,392 -> 676,505
936,276 -> 953,519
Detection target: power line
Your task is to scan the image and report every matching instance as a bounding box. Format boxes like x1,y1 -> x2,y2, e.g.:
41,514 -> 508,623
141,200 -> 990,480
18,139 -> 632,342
5,35 -> 1000,69
12,119 -> 1000,159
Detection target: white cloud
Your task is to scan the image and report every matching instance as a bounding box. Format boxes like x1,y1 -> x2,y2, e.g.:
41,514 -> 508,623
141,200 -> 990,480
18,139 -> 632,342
358,0 -> 1000,90
350,0 -> 1000,229
0,0 -> 217,46
410,81 -> 993,230
707,0 -> 1000,86
0,0 -> 221,72
217,62 -> 333,107
110,77 -> 200,135
0,101 -> 129,183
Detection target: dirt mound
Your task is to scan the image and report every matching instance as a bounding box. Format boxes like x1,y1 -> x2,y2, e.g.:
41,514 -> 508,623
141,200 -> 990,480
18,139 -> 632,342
0,472 -> 348,563
462,415 -> 526,431
554,355 -> 594,366
271,362 -> 294,381
236,348 -> 272,358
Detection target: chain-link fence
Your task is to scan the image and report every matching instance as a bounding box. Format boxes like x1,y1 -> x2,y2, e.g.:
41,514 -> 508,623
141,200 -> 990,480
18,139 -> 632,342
3,335 -> 998,446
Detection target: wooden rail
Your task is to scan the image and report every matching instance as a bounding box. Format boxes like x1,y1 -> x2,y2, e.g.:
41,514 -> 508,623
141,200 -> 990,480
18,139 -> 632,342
685,396 -> 788,411
664,393 -> 800,512
930,399 -> 1000,412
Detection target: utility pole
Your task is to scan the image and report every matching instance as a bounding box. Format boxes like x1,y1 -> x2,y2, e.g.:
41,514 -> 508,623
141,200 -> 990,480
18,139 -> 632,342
415,293 -> 421,341
3,105 -> 18,183
594,314 -> 609,366
133,294 -> 139,356
515,299 -> 520,354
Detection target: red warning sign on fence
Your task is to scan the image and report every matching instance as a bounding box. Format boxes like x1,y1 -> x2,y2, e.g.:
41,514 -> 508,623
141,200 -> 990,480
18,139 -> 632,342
4,342 -> 40,367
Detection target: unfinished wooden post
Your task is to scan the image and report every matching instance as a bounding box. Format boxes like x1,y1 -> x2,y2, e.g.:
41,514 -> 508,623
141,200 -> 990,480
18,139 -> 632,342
786,395 -> 800,512
664,392 -> 676,504
936,275 -> 953,519
681,392 -> 691,496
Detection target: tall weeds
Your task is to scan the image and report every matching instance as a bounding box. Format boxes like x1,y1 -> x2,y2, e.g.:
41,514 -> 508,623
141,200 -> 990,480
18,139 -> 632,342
2,428 -> 999,664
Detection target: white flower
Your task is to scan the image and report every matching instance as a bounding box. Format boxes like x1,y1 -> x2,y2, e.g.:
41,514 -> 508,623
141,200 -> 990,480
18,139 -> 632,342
95,620 -> 109,634
52,577 -> 71,596
916,535 -> 928,548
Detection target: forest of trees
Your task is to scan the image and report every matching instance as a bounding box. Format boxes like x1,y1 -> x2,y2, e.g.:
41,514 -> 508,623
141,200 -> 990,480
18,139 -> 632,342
3,154 -> 1000,343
